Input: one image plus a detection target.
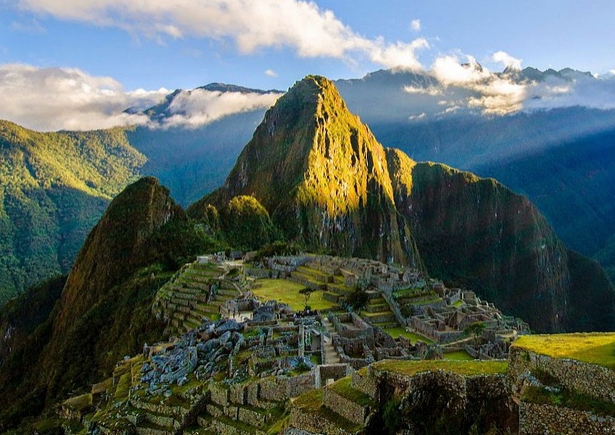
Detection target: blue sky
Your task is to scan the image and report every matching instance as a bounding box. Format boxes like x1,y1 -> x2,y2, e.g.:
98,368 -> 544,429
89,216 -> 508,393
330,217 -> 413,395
1,0 -> 615,131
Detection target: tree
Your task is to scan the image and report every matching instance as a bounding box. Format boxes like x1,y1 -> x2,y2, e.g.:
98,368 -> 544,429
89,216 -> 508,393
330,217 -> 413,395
299,287 -> 314,311
464,322 -> 486,346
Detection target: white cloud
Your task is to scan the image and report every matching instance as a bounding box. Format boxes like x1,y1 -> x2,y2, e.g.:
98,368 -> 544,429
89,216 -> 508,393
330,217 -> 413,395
408,112 -> 426,121
0,64 -> 285,131
265,69 -> 278,77
159,88 -> 281,129
403,84 -> 442,96
492,51 -> 522,70
410,19 -> 421,32
525,75 -> 615,111
468,79 -> 527,115
431,54 -> 490,85
15,0 -> 427,71
0,64 -> 167,131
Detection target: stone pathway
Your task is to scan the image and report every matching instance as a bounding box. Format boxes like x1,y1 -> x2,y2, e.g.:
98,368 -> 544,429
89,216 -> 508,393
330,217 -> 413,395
323,318 -> 341,364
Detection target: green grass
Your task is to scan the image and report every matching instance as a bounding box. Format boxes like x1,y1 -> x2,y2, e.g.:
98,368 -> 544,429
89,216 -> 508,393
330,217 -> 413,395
384,327 -> 434,344
63,393 -> 93,411
444,350 -> 475,361
522,385 -> 615,417
373,359 -> 507,377
252,278 -> 337,311
114,372 -> 132,401
329,377 -> 374,407
513,333 -> 615,369
293,388 -> 362,433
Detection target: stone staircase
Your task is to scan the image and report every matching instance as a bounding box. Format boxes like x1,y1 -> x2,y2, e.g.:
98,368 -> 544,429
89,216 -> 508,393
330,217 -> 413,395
323,318 -> 341,364
360,294 -> 399,330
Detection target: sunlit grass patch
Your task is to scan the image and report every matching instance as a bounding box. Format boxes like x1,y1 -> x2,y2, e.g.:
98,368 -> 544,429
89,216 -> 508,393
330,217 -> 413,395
513,333 -> 615,369
252,278 -> 337,311
373,359 -> 507,377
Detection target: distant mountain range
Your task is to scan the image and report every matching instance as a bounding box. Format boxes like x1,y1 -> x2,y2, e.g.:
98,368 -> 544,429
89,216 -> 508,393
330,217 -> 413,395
0,66 -> 614,305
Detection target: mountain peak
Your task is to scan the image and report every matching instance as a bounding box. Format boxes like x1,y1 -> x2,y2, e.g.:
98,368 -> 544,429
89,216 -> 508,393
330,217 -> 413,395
190,75 -> 416,263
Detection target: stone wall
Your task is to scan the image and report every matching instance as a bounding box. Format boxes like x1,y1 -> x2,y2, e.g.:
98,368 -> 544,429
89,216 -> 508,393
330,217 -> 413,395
317,364 -> 352,387
323,388 -> 370,426
351,369 -> 379,400
289,406 -> 354,435
259,373 -> 316,401
509,347 -> 615,403
519,402 -> 615,434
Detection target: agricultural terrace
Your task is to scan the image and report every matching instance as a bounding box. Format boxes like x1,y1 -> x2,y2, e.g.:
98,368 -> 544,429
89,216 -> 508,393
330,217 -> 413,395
513,333 -> 615,370
372,359 -> 508,377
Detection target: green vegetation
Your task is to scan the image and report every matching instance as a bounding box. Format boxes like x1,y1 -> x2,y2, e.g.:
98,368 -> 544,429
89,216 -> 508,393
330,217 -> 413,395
383,327 -> 434,343
444,351 -> 475,361
251,279 -> 337,311
373,359 -> 507,377
381,397 -> 402,435
0,121 -> 146,305
344,286 -> 370,311
465,322 -> 486,346
522,385 -> 615,417
220,195 -> 280,251
513,333 -> 615,369
294,388 -> 362,433
329,377 -> 374,407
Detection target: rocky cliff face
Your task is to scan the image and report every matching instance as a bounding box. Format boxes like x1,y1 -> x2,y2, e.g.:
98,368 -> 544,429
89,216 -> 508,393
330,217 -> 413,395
387,152 -> 570,332
191,76 -> 418,265
192,76 -> 613,332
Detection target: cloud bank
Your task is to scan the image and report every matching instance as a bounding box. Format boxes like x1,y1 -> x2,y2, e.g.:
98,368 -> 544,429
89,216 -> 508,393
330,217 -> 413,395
0,64 -> 281,131
399,51 -> 615,117
159,88 -> 281,129
0,64 -> 166,131
16,0 -> 427,71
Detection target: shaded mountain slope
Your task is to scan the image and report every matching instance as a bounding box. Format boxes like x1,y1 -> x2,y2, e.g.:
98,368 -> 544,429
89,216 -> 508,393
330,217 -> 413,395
387,151 -> 569,331
476,128 -> 615,267
0,177 -> 214,429
191,76 -> 614,333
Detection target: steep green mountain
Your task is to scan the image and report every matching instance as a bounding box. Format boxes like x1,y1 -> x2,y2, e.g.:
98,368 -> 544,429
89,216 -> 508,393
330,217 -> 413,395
192,76 -> 614,333
190,76 -> 418,265
0,121 -> 146,305
0,177 -> 214,429
386,152 -> 569,331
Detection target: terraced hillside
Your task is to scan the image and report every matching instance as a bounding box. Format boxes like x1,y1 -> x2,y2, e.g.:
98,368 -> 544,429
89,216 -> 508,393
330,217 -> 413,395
153,260 -> 248,336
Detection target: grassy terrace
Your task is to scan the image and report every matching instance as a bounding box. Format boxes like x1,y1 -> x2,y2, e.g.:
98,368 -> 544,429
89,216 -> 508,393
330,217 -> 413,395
384,327 -> 434,344
444,350 -> 475,361
513,333 -> 615,370
329,377 -> 375,407
372,359 -> 507,377
251,278 -> 338,311
293,389 -> 362,433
